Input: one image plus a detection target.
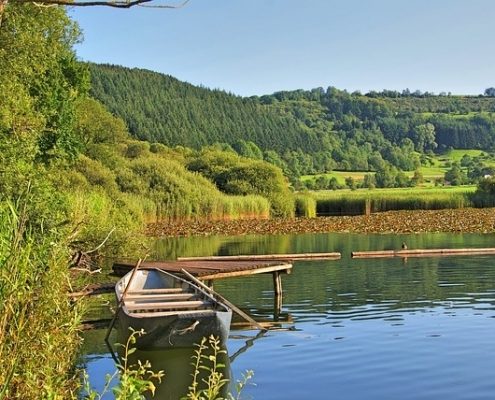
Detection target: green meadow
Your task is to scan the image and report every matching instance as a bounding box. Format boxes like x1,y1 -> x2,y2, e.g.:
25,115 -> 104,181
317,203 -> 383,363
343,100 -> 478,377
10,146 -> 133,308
301,149 -> 495,187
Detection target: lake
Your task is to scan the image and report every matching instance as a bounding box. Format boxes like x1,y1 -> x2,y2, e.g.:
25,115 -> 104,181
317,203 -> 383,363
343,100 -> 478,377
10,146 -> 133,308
82,231 -> 495,399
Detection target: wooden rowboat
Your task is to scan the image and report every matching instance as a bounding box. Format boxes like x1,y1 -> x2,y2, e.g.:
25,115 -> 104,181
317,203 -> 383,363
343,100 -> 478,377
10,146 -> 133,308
115,268 -> 232,348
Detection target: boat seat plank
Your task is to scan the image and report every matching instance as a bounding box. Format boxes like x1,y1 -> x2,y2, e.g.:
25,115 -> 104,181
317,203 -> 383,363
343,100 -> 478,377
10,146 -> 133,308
125,300 -> 211,311
127,288 -> 188,295
125,293 -> 197,301
130,309 -> 217,318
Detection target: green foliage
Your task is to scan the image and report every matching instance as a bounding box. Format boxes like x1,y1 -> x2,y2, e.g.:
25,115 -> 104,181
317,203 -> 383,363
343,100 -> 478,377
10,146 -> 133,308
362,173 -> 376,189
89,63 -> 309,155
444,162 -> 467,186
75,97 -> 128,147
126,141 -> 151,159
344,176 -> 356,190
187,149 -> 294,217
70,97 -> 272,223
471,177 -> 495,207
0,2 -> 89,163
411,170 -> 424,185
75,155 -> 119,193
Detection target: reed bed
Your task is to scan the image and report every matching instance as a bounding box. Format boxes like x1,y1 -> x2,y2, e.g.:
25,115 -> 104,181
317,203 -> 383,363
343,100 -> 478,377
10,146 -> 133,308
314,187 -> 475,216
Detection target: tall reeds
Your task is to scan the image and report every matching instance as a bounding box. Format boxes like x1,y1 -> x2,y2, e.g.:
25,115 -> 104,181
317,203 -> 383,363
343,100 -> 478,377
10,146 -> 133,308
315,188 -> 473,216
0,202 -> 81,399
295,193 -> 317,218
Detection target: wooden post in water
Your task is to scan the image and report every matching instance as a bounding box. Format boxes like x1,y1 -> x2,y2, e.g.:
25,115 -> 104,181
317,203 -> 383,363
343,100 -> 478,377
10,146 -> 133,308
272,271 -> 283,315
274,291 -> 283,317
272,271 -> 283,296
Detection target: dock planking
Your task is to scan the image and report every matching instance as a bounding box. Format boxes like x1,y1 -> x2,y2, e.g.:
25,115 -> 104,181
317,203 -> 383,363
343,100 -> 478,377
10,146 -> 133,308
112,259 -> 292,281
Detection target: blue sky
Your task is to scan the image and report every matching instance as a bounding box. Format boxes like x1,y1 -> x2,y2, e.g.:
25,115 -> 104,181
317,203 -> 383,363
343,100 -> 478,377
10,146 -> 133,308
72,0 -> 495,96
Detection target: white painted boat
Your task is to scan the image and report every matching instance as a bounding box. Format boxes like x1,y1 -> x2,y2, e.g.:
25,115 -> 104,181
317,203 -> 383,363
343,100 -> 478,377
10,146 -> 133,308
115,268 -> 232,348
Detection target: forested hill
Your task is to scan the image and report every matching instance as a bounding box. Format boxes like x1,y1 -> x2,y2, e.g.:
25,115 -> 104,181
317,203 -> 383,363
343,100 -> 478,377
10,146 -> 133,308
89,63 -> 495,176
88,63 -> 319,153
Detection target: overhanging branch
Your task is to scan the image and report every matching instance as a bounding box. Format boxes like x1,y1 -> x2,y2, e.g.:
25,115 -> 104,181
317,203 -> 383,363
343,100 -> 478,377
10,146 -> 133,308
15,0 -> 189,8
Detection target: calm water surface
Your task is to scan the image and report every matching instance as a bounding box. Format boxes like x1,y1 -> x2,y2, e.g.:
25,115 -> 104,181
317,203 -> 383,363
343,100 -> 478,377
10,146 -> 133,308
82,232 -> 495,399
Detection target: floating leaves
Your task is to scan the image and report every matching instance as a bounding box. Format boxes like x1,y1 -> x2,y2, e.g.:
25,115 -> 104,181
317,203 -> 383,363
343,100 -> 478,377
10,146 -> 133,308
147,208 -> 495,237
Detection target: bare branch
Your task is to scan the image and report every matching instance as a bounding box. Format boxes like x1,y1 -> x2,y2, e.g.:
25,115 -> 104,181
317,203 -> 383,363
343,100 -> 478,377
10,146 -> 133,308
86,226 -> 115,254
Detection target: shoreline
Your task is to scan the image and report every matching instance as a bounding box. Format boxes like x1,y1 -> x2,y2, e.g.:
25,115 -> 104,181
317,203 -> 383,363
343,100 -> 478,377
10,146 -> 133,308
146,208 -> 495,237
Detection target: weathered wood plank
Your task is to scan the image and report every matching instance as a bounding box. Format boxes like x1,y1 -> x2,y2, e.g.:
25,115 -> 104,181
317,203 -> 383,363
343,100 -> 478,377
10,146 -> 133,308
197,263 -> 292,281
177,252 -> 341,261
351,247 -> 495,259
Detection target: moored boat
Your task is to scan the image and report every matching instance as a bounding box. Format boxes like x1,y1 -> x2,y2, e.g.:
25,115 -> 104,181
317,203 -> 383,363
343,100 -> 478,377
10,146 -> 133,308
115,268 -> 232,348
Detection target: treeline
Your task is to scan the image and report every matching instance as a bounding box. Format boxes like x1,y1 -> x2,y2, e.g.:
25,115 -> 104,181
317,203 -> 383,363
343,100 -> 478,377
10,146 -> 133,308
89,64 -> 495,179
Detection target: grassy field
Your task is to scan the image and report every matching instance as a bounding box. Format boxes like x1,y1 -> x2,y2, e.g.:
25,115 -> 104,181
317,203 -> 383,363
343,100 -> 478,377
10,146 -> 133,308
301,149 -> 495,186
301,167 -> 446,185
446,149 -> 488,161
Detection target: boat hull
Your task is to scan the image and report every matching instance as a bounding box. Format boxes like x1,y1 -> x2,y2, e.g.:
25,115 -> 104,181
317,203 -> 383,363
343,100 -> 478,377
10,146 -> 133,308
117,308 -> 232,348
115,268 -> 232,349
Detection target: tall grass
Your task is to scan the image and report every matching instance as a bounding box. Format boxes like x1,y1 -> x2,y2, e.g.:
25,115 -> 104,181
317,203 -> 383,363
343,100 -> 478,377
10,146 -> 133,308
315,187 -> 474,216
66,189 -> 148,256
0,202 -> 81,399
294,193 -> 317,218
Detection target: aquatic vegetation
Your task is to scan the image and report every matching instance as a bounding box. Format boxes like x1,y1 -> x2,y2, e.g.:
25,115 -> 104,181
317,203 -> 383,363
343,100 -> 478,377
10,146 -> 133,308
147,208 -> 495,237
82,329 -> 164,400
182,335 -> 254,400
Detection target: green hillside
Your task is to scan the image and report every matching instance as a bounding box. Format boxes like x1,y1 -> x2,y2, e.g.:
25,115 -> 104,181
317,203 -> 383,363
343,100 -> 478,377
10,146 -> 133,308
88,63 -> 318,153
89,64 -> 495,179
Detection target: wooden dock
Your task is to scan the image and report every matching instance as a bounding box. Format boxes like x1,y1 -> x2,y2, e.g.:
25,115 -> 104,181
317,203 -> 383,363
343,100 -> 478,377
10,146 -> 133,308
112,259 -> 292,295
177,252 -> 341,261
351,247 -> 495,259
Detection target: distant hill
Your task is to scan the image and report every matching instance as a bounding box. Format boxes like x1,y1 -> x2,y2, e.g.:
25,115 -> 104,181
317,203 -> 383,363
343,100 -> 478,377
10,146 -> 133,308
89,63 -> 495,176
88,63 -> 318,153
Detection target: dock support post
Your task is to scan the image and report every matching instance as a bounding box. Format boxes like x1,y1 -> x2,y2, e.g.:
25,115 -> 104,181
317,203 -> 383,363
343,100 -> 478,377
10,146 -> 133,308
274,292 -> 283,317
272,271 -> 282,296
